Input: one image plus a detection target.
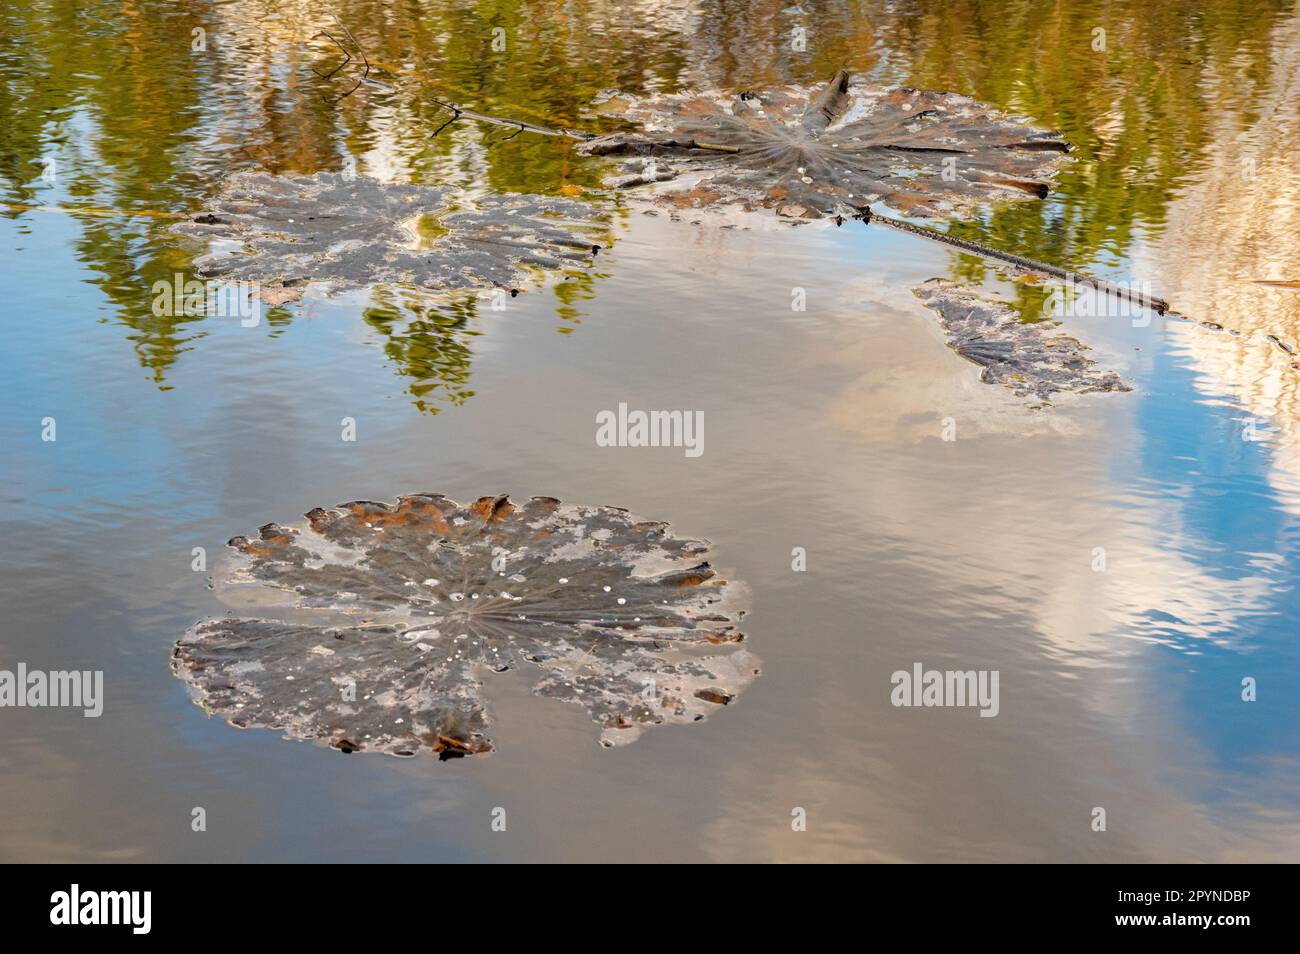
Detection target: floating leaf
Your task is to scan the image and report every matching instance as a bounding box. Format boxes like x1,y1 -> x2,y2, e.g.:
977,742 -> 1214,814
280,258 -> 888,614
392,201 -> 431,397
581,70 -> 1069,219
914,281 -> 1133,401
174,494 -> 757,759
173,172 -> 602,301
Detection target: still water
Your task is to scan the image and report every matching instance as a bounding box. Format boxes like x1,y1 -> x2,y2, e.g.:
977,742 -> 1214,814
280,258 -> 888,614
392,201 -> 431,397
1,0 -> 1298,861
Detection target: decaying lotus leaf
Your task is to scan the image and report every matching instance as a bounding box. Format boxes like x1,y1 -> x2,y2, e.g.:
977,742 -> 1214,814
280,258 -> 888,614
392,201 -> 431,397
173,172 -> 602,301
173,494 -> 758,759
581,70 -> 1069,219
914,281 -> 1133,402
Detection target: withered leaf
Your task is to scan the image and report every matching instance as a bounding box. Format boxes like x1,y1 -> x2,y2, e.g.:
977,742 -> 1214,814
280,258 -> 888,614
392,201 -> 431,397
174,494 -> 757,758
173,172 -> 602,297
915,280 -> 1133,402
581,70 -> 1069,220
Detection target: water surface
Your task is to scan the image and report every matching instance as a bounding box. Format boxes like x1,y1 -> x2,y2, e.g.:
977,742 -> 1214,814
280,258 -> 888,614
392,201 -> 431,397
1,0 -> 1298,862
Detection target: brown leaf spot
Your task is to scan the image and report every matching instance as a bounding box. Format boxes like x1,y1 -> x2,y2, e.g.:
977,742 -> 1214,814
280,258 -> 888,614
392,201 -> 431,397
694,688 -> 733,705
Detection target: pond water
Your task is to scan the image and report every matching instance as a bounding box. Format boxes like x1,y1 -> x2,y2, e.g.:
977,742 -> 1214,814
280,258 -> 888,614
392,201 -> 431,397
1,0 -> 1298,862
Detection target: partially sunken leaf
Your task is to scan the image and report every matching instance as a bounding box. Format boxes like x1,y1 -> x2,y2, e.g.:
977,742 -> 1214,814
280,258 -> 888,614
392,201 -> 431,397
915,281 -> 1133,402
581,70 -> 1069,219
173,172 -> 601,301
174,495 -> 757,759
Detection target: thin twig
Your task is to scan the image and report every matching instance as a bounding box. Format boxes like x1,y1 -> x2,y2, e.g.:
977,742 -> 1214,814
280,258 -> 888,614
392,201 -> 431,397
310,32 -> 350,81
1,201 -> 185,220
861,208 -> 1171,314
430,104 -> 462,138
312,22 -> 593,141
425,97 -> 592,141
312,21 -> 369,103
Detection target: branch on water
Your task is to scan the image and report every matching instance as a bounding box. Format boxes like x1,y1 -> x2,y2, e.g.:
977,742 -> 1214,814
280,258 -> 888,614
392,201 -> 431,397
579,132 -> 741,155
860,208 -> 1172,315
311,23 -> 595,142
311,21 -> 369,104
425,98 -> 593,141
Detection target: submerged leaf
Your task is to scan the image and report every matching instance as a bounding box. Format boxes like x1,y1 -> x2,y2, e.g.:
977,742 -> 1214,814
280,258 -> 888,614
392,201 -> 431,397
173,172 -> 602,300
174,494 -> 757,758
581,70 -> 1069,219
914,281 -> 1133,402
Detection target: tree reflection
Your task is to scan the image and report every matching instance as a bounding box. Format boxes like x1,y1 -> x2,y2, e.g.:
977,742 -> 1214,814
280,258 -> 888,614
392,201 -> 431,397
0,0 -> 1292,410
